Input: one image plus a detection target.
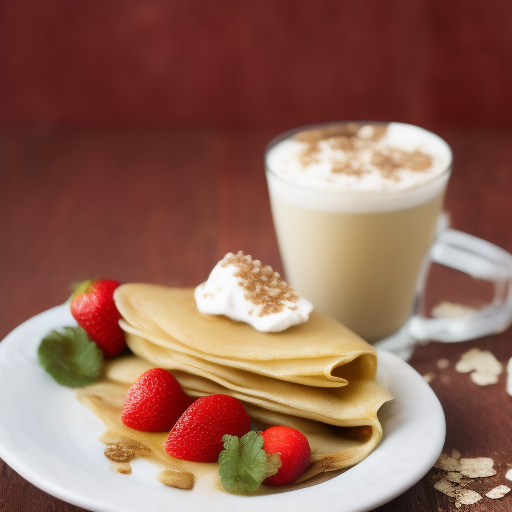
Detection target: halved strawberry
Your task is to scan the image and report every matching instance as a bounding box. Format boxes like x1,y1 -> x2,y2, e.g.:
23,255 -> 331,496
121,368 -> 192,432
164,394 -> 251,462
70,279 -> 125,358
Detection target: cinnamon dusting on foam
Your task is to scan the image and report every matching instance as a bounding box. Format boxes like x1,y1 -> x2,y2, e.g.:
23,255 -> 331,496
266,122 -> 452,213
295,123 -> 433,181
221,252 -> 299,317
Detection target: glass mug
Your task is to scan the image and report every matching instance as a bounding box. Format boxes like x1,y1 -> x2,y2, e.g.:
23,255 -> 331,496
265,122 -> 512,355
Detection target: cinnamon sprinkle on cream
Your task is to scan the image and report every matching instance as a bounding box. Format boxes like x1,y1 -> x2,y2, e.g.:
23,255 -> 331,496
221,252 -> 300,317
195,251 -> 312,331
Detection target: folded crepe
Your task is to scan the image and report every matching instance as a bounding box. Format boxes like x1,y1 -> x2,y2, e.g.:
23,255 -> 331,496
79,283 -> 392,483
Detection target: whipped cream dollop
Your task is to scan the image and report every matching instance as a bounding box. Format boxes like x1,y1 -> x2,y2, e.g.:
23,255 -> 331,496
194,252 -> 313,332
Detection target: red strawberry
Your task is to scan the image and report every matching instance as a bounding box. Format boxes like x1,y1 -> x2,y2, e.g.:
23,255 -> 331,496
121,368 -> 192,432
261,425 -> 311,486
70,279 -> 125,358
217,425 -> 311,494
164,394 -> 251,462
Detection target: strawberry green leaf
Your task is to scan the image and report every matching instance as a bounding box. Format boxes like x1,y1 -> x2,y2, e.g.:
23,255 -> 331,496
38,327 -> 104,387
218,431 -> 281,494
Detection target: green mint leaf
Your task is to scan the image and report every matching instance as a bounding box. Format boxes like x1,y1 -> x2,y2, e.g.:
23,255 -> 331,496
218,431 -> 281,494
38,326 -> 104,387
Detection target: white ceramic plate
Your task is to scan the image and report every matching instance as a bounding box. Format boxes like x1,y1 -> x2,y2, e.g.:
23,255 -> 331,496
0,305 -> 445,512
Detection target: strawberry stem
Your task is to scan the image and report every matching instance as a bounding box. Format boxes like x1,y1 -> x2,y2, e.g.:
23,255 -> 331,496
71,279 -> 94,298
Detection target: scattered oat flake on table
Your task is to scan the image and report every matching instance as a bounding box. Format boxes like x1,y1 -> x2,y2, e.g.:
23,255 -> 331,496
506,468 -> 512,481
459,457 -> 496,478
471,371 -> 500,386
455,348 -> 502,386
455,348 -> 502,375
423,372 -> 436,383
440,374 -> 451,385
434,478 -> 457,497
434,479 -> 482,505
437,358 -> 450,370
446,471 -> 463,483
435,453 -> 461,472
456,489 -> 482,505
507,357 -> 512,396
485,485 -> 511,499
432,301 -> 476,319
451,449 -> 461,460
433,452 -> 501,507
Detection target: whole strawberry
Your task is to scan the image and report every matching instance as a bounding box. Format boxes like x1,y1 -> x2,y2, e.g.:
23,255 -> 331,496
261,425 -> 311,486
70,279 -> 126,358
121,368 -> 192,432
218,425 -> 311,494
164,394 -> 251,462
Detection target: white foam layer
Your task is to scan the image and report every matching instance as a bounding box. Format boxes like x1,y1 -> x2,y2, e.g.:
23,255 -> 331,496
195,256 -> 313,332
265,122 -> 452,213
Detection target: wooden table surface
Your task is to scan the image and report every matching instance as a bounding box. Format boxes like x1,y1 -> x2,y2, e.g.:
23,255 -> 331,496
1,126 -> 511,512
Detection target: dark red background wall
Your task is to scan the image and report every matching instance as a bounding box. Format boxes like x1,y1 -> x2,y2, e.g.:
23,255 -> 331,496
1,0 -> 511,130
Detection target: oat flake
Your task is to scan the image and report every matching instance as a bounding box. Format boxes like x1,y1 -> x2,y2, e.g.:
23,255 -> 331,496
440,374 -> 451,385
507,357 -> 512,396
434,478 -> 457,497
470,371 -> 499,386
456,489 -> 482,505
485,485 -> 511,499
455,348 -> 502,386
446,472 -> 463,483
459,457 -> 496,478
451,449 -> 461,460
435,454 -> 461,472
437,358 -> 449,370
423,372 -> 436,383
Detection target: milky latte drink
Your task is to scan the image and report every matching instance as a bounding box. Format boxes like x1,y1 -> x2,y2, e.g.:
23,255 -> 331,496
265,122 -> 452,342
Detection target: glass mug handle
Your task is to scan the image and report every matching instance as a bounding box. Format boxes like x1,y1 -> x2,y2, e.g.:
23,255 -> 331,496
408,229 -> 512,342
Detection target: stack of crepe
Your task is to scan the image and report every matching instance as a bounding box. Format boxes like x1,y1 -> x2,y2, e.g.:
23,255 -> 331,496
79,283 -> 392,483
